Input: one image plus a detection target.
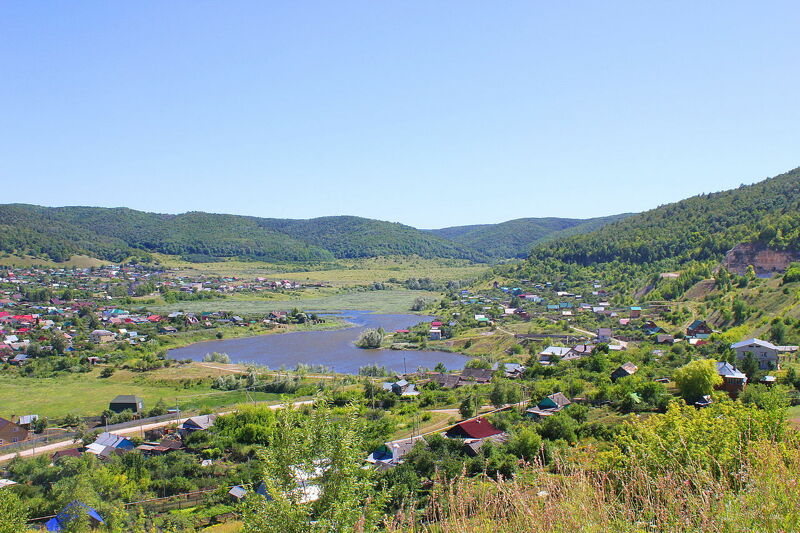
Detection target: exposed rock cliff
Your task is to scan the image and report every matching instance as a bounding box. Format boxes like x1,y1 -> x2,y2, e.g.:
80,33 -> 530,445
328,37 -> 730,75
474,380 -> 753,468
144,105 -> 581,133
724,242 -> 799,276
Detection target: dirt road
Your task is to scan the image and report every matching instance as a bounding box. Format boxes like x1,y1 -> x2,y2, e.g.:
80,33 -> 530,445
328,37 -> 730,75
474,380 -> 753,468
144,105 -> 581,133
0,399 -> 313,463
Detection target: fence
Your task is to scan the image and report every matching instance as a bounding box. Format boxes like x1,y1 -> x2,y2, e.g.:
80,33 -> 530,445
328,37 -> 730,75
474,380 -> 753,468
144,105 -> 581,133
27,485 -> 241,527
0,412 -> 186,456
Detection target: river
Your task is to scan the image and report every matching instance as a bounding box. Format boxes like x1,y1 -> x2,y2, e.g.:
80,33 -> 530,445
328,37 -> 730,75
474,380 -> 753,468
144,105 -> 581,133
167,310 -> 467,374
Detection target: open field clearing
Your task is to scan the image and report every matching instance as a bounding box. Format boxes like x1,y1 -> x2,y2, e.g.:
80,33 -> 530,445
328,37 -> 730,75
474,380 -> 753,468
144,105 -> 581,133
0,363 -> 288,419
151,288 -> 443,315
155,254 -> 489,285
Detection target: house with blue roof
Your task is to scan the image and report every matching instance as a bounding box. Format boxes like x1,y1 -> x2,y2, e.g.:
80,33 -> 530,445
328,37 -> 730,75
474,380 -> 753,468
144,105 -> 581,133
46,501 -> 105,531
715,361 -> 748,397
93,432 -> 135,450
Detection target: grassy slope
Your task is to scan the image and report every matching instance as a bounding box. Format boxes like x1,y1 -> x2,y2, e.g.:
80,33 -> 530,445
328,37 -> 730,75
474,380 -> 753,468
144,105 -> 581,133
0,254 -> 109,268
682,276 -> 800,339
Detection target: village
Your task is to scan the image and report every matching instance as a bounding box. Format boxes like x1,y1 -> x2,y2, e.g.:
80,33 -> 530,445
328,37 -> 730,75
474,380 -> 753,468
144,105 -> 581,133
1,259 -> 799,530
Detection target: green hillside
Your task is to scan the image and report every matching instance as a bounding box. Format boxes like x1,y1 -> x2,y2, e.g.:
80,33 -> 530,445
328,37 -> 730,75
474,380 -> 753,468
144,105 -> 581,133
528,167 -> 800,268
429,214 -> 632,258
0,205 -> 484,263
497,167 -> 800,306
260,215 -> 485,260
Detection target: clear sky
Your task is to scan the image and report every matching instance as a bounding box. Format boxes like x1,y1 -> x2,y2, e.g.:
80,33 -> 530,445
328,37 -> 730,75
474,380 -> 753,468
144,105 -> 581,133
1,2 -> 798,228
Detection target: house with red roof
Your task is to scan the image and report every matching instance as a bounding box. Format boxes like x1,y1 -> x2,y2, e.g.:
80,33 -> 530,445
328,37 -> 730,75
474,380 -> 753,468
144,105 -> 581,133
445,417 -> 503,440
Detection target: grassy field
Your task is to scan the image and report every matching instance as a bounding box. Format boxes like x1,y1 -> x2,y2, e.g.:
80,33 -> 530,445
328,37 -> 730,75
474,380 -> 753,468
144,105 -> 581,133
155,254 -> 489,285
0,364 -> 287,419
0,253 -> 109,268
150,288 -> 443,315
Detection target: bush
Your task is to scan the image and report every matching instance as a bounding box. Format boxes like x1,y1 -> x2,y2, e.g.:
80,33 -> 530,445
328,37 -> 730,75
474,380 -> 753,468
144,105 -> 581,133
203,352 -> 231,364
784,263 -> 800,284
355,328 -> 385,349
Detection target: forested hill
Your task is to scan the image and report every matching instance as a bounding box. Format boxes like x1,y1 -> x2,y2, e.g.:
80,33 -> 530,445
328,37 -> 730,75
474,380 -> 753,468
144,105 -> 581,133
0,205 -> 485,263
526,167 -> 800,268
428,214 -> 632,258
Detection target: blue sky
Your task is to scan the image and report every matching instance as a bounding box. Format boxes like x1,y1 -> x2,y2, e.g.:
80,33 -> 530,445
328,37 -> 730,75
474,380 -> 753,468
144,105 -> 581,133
1,2 -> 798,228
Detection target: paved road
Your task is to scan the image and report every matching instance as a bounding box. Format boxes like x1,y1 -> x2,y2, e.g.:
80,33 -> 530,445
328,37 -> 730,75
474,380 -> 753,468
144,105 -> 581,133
0,399 -> 314,463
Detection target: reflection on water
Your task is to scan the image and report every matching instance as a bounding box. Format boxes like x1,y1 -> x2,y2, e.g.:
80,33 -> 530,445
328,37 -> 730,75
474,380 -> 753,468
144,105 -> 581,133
167,310 -> 466,374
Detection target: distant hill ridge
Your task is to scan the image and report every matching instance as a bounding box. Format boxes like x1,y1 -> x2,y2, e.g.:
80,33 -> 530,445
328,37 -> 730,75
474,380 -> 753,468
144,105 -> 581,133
0,205 -> 624,264
428,214 -> 632,258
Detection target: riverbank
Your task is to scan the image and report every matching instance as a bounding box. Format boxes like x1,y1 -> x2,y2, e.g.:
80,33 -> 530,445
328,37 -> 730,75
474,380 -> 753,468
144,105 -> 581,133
168,311 -> 467,374
159,314 -> 352,357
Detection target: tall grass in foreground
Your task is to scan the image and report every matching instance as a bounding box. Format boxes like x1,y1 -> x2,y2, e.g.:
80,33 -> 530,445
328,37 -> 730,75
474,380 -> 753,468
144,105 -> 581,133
385,441 -> 800,532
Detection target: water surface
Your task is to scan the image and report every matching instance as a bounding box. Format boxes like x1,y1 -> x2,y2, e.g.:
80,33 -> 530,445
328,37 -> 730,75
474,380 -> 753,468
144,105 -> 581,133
167,310 -> 466,374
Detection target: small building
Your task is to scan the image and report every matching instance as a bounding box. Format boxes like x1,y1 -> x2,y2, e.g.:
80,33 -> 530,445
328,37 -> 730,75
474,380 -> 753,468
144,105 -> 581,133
108,395 -> 144,414
715,361 -> 747,397
92,432 -> 135,451
569,344 -> 595,357
526,392 -> 572,420
643,321 -> 666,336
381,379 -> 420,397
494,362 -> 525,378
687,320 -> 713,338
228,485 -> 247,501
611,362 -> 639,382
430,373 -> 461,389
90,329 -> 116,344
52,448 -> 83,462
367,436 -> 424,468
0,417 -> 28,445
16,414 -> 39,429
428,328 -> 442,341
45,501 -> 105,531
538,346 -> 572,365
463,432 -> 509,456
459,367 -> 494,384
656,334 -> 675,344
597,328 -> 613,343
629,306 -> 642,318
180,414 -> 217,435
445,417 -> 503,440
731,338 -> 781,370
10,353 -> 29,365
